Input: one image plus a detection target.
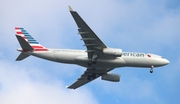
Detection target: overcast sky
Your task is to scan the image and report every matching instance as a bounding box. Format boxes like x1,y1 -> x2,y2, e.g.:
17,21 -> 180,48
0,0 -> 180,104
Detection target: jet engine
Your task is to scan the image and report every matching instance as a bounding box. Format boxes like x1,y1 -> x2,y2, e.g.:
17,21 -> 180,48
101,73 -> 120,82
103,48 -> 122,57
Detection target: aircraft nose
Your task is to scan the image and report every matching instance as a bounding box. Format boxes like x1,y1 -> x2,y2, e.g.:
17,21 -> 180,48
164,59 -> 170,65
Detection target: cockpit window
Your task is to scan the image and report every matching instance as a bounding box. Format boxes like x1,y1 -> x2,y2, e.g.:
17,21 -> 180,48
161,57 -> 165,59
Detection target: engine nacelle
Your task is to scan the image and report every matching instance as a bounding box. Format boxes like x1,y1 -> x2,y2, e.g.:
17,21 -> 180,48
101,73 -> 120,82
103,48 -> 122,57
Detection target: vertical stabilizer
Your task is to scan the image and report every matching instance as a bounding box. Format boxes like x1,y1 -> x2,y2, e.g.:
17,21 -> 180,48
16,35 -> 34,51
15,27 -> 49,61
15,27 -> 48,51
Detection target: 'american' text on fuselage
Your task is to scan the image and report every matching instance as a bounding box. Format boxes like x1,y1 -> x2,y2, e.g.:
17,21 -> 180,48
122,52 -> 145,57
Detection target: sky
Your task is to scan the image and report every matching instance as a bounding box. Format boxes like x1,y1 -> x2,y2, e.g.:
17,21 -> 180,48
0,0 -> 180,104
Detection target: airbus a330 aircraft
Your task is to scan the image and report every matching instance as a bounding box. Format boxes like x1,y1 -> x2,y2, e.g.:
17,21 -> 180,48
15,6 -> 169,89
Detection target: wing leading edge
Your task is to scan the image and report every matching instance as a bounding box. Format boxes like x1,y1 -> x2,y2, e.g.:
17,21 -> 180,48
68,6 -> 107,58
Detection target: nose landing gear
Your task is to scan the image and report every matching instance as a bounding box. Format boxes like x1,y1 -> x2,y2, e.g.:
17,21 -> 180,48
150,66 -> 154,73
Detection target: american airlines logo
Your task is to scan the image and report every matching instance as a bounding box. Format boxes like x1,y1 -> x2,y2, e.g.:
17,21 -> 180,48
122,52 -> 145,57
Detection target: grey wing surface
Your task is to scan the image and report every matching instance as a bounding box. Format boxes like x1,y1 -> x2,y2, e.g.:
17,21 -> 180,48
69,6 -> 107,58
68,6 -> 113,89
67,68 -> 100,89
67,68 -> 113,89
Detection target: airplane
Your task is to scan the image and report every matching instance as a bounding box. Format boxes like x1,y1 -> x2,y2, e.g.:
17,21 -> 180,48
15,6 -> 170,89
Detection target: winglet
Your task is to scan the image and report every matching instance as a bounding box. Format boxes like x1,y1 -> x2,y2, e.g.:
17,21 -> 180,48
68,6 -> 75,11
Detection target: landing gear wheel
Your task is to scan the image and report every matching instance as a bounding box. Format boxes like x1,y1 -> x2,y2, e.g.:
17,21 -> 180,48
150,66 -> 154,73
88,59 -> 97,66
92,59 -> 97,64
91,53 -> 98,64
150,69 -> 153,73
87,73 -> 96,80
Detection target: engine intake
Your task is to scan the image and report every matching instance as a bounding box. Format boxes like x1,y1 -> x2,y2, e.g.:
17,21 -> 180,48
101,73 -> 120,82
103,48 -> 122,57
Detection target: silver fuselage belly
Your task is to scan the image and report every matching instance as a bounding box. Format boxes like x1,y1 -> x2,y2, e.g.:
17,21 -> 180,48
29,49 -> 167,69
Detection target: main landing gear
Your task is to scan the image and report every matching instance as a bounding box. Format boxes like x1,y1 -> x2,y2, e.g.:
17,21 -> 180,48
88,53 -> 98,66
86,68 -> 97,80
150,66 -> 154,73
87,73 -> 96,80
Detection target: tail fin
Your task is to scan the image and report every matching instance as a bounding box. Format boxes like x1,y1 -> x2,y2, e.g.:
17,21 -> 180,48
15,27 -> 48,51
15,27 -> 48,61
16,35 -> 34,51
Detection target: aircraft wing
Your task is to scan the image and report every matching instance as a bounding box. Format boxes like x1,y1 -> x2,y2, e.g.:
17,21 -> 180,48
69,6 -> 107,58
67,68 -> 113,89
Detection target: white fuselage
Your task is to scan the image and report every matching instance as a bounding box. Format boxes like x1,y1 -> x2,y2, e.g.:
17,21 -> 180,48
29,49 -> 169,69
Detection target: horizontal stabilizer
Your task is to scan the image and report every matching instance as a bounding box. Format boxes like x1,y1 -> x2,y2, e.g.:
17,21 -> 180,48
16,35 -> 34,51
16,52 -> 30,61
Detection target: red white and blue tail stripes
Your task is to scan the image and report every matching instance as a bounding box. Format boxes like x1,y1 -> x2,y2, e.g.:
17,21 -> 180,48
15,27 -> 48,51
